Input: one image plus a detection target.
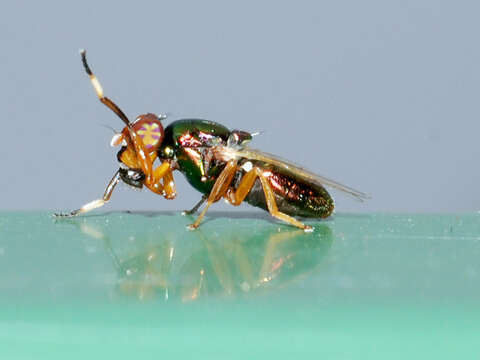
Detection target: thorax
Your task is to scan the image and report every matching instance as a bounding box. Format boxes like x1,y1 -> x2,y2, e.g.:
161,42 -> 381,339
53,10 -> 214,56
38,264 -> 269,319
158,119 -> 232,194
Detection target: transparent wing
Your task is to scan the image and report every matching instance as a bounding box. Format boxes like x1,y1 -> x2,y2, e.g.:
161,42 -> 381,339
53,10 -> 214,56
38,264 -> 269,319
215,146 -> 370,202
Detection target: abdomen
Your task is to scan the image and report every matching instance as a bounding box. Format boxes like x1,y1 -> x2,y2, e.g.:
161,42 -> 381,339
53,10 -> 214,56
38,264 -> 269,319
238,164 -> 335,218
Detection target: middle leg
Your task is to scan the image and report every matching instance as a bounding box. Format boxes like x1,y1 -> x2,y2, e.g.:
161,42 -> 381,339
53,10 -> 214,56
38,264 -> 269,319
187,160 -> 238,230
182,195 -> 208,216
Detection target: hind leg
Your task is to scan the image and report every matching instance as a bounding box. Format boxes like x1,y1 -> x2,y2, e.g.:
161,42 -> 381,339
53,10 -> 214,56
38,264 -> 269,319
225,167 -> 312,232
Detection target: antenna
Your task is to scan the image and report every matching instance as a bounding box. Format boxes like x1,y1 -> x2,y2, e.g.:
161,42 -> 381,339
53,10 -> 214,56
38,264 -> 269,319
80,49 -> 131,126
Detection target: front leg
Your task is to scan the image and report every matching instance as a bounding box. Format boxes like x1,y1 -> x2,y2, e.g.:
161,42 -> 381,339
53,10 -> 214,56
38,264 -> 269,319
127,127 -> 154,183
144,162 -> 177,200
162,169 -> 177,199
54,171 -> 121,217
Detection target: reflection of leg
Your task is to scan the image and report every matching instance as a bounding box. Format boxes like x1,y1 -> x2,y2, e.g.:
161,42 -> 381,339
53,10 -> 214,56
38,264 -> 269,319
55,171 -> 120,217
182,195 -> 207,215
76,222 -> 122,270
188,160 -> 238,230
231,241 -> 255,290
226,167 -> 312,231
258,229 -> 304,286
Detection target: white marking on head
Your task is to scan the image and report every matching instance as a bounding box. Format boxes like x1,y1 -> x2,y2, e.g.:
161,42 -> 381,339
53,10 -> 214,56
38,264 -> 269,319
110,133 -> 124,147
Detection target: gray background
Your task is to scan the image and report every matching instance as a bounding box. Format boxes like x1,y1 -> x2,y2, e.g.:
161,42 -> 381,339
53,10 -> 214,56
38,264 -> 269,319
1,1 -> 479,214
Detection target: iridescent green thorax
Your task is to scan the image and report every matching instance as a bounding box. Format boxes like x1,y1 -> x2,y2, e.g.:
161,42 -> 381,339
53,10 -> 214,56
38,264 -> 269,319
158,119 -> 231,194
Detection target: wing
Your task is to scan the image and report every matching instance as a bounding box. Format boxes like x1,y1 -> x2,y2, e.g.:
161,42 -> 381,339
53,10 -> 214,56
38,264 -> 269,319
215,146 -> 370,202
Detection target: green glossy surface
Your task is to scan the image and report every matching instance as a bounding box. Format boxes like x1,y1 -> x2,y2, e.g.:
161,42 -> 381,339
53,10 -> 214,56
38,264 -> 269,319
1,212 -> 480,358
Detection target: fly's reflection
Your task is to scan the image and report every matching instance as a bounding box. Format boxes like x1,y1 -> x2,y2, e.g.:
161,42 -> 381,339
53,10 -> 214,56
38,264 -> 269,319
76,216 -> 333,301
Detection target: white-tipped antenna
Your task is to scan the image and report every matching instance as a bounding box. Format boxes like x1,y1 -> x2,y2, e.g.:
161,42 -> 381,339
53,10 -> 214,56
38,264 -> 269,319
80,49 -> 131,127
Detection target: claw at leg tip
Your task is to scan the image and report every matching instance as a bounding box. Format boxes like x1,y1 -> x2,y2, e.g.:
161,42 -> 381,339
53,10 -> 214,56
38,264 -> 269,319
304,226 -> 314,233
186,224 -> 198,231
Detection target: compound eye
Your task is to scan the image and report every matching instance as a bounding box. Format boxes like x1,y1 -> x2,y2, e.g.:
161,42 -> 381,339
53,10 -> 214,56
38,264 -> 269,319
132,113 -> 165,153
